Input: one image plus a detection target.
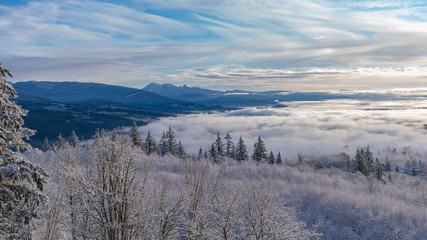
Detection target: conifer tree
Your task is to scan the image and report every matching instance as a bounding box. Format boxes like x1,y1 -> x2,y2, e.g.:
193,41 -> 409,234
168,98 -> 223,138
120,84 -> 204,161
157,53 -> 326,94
69,130 -> 79,147
198,147 -> 203,160
214,132 -> 224,157
56,133 -> 64,149
298,153 -> 304,165
144,131 -> 159,155
130,121 -> 142,146
375,159 -> 384,181
276,151 -> 282,165
395,165 -> 400,173
159,131 -> 167,156
43,137 -> 50,152
235,136 -> 248,162
0,62 -> 47,239
268,151 -> 275,164
209,143 -> 219,163
224,132 -> 234,158
166,126 -> 178,156
177,140 -> 186,159
252,136 -> 267,162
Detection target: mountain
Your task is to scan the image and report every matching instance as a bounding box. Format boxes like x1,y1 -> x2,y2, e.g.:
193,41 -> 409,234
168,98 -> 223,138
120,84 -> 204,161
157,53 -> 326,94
143,82 -> 222,101
13,81 -> 216,111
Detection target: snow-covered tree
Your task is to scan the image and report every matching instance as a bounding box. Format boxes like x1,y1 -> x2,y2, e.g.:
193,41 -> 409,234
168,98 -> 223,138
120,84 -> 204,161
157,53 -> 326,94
159,131 -> 167,156
130,121 -> 142,146
56,133 -> 64,150
268,151 -> 275,164
235,136 -> 248,162
276,151 -> 282,165
214,132 -> 224,158
224,132 -> 234,158
252,136 -> 267,162
209,143 -> 219,163
43,137 -> 50,152
68,130 -> 79,148
144,131 -> 159,155
165,126 -> 178,156
0,62 -> 47,239
177,140 -> 186,159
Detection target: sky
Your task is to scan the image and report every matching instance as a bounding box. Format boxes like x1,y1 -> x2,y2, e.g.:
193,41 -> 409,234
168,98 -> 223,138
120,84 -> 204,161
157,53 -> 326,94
1,0 -> 427,91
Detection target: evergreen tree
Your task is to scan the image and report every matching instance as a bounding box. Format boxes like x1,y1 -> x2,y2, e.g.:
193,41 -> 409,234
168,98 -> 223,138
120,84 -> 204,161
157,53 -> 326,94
198,147 -> 203,160
214,132 -> 224,157
166,126 -> 178,156
365,146 -> 375,173
69,130 -> 79,147
159,131 -> 167,156
395,165 -> 400,173
235,136 -> 248,162
224,132 -> 234,158
144,131 -> 159,155
375,159 -> 384,181
56,133 -> 64,149
252,136 -> 267,162
268,151 -> 275,164
0,62 -> 47,239
209,143 -> 219,163
111,129 -> 117,141
130,121 -> 142,146
43,137 -> 50,152
298,153 -> 304,165
276,151 -> 282,165
177,140 -> 186,159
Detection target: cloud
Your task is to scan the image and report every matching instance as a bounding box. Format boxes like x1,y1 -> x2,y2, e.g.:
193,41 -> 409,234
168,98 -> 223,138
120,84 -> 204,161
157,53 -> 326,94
135,100 -> 427,160
2,0 -> 427,90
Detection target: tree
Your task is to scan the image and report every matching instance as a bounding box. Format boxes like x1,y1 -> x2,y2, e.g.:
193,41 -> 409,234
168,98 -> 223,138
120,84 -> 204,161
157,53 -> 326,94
235,136 -> 248,162
144,131 -> 159,155
209,143 -> 219,163
252,136 -> 267,162
268,151 -> 275,164
69,130 -> 79,148
43,137 -> 50,152
177,140 -> 186,159
159,131 -> 167,156
0,62 -> 47,239
298,153 -> 303,165
276,151 -> 282,165
162,126 -> 178,156
214,132 -> 224,158
224,132 -> 234,158
130,121 -> 142,147
56,133 -> 64,150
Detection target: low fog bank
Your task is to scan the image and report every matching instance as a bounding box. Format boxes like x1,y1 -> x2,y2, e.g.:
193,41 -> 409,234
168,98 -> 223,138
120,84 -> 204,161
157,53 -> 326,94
133,100 -> 427,163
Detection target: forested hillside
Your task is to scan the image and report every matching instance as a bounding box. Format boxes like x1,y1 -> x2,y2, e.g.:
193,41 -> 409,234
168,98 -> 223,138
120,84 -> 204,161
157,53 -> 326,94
22,129 -> 426,239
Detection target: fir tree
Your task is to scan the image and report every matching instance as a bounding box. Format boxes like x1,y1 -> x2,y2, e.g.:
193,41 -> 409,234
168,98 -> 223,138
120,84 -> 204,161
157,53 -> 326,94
198,147 -> 203,160
166,126 -> 178,156
0,62 -> 47,239
224,132 -> 234,158
214,132 -> 224,157
177,140 -> 186,159
252,136 -> 267,162
144,131 -> 159,155
130,121 -> 142,146
268,151 -> 275,164
276,151 -> 282,165
43,137 -> 50,152
375,159 -> 384,181
298,153 -> 304,165
209,143 -> 219,163
69,130 -> 79,147
56,133 -> 64,149
235,136 -> 248,162
111,129 -> 117,141
159,131 -> 167,156
395,165 -> 400,173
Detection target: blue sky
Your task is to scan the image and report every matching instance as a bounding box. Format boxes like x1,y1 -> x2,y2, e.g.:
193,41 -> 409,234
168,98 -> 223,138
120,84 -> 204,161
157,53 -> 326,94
1,0 -> 427,91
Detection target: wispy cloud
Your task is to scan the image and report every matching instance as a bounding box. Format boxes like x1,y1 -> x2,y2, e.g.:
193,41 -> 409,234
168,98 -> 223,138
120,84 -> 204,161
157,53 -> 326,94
1,0 -> 427,90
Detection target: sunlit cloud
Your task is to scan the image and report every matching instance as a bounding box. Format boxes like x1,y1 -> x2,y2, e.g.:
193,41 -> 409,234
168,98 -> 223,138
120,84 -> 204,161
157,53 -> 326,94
1,0 -> 427,90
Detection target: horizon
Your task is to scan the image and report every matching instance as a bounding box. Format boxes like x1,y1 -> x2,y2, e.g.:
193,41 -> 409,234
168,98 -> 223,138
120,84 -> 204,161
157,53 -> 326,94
2,0 -> 427,91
